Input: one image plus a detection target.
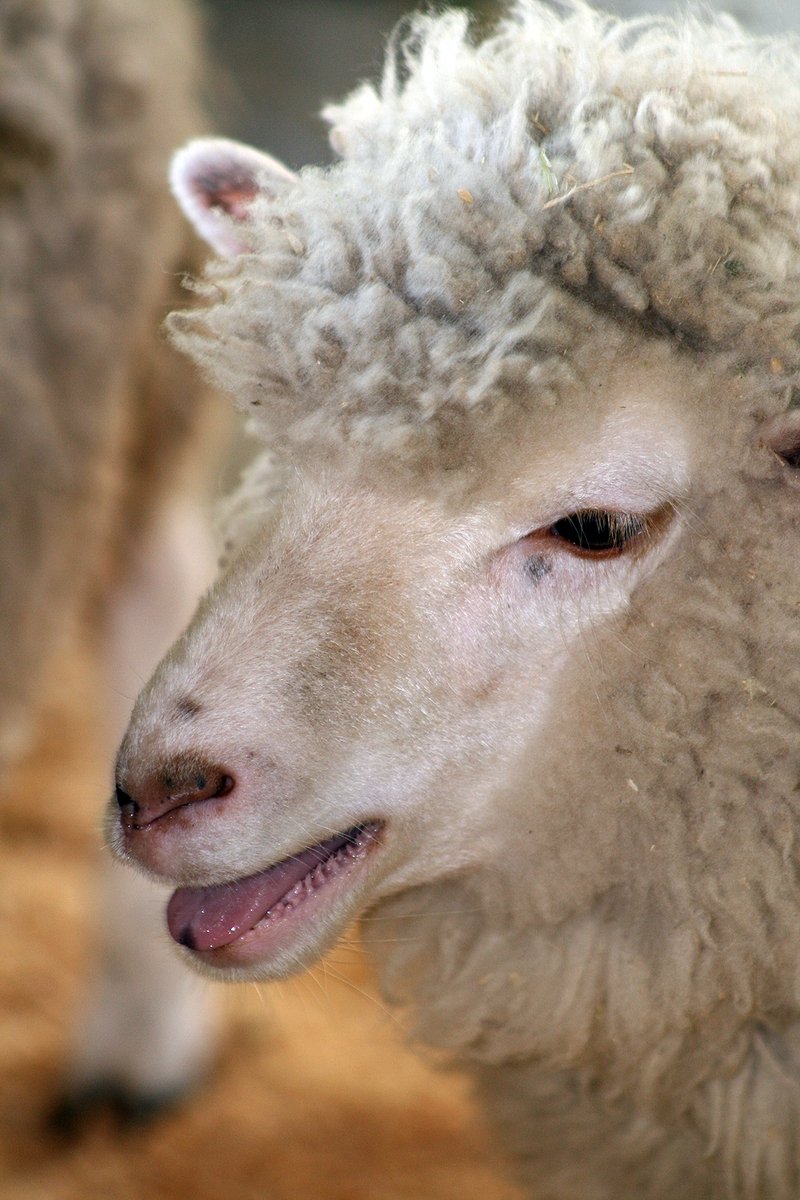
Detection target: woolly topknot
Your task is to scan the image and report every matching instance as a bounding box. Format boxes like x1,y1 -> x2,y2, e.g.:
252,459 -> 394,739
169,0 -> 800,456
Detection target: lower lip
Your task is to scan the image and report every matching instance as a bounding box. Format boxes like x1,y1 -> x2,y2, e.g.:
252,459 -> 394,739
175,821 -> 384,971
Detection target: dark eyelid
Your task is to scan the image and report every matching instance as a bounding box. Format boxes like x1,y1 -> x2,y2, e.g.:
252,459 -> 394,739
518,501 -> 676,563
550,510 -> 648,554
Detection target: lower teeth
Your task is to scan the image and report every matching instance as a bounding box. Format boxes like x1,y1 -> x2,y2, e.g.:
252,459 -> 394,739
261,828 -> 368,925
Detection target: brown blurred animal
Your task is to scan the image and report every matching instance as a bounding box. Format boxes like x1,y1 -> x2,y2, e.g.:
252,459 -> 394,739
0,0 -> 218,1116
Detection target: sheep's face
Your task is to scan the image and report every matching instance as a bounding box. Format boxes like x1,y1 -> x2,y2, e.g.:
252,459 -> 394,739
109,341 -> 723,982
109,137 -> 800,988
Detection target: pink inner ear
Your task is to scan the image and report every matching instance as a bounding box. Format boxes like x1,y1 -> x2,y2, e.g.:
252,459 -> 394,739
172,138 -> 298,257
194,167 -> 259,221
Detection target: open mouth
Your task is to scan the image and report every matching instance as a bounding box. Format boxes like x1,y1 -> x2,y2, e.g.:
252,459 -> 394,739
165,821 -> 383,965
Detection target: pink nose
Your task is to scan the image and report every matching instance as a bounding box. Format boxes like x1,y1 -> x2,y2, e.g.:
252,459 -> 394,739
116,759 -> 235,830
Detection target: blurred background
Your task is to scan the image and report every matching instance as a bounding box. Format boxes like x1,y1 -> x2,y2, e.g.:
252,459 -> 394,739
2,2 -> 800,1199
200,0 -> 800,167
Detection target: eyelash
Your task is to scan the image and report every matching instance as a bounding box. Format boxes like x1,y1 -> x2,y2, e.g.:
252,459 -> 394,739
548,509 -> 650,557
517,503 -> 674,567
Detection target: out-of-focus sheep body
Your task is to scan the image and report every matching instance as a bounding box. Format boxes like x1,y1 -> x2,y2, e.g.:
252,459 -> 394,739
0,0 -> 211,758
112,2 -> 800,1194
0,0 -> 218,1111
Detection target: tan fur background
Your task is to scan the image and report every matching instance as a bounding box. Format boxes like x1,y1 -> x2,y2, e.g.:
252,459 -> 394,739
0,641 -> 520,1200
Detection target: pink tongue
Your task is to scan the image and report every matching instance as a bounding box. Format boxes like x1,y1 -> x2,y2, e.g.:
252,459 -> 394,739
166,832 -> 352,952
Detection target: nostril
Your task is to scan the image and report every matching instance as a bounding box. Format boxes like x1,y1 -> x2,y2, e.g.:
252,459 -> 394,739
119,761 -> 236,831
776,440 -> 800,469
762,410 -> 800,473
115,784 -> 135,812
211,773 -> 235,800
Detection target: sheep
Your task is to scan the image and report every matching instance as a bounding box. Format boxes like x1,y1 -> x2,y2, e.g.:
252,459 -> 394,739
0,0 -> 217,1118
109,1 -> 800,1195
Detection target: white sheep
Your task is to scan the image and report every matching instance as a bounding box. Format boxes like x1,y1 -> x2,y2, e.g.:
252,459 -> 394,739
0,0 -> 217,1120
110,2 -> 800,1194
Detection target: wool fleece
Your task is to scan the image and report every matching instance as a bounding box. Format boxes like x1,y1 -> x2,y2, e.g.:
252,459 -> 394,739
113,4 -> 800,1198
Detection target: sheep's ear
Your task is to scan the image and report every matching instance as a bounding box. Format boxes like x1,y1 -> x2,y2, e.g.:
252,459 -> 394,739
169,137 -> 298,258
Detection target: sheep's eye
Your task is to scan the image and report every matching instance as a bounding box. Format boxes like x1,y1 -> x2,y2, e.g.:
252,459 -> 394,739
549,509 -> 649,557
